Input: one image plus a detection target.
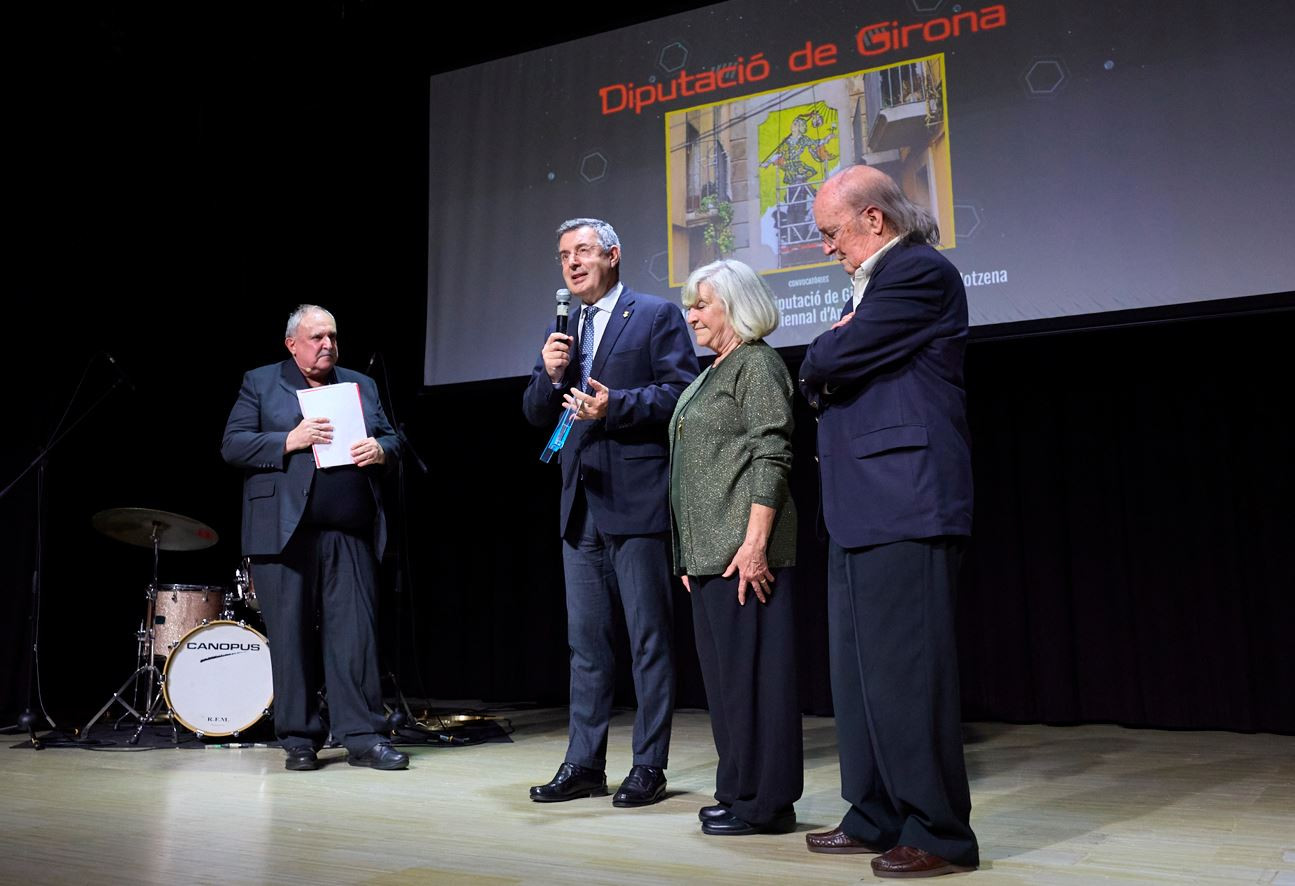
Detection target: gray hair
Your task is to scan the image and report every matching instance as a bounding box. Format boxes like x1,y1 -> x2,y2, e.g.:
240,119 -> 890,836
556,218 -> 621,253
837,165 -> 940,244
285,304 -> 335,338
682,259 -> 779,343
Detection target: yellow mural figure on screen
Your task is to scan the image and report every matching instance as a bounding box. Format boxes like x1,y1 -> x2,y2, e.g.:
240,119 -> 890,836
758,102 -> 838,264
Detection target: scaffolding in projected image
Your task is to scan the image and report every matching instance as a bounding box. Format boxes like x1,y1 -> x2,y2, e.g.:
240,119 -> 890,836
760,100 -> 837,268
665,54 -> 953,288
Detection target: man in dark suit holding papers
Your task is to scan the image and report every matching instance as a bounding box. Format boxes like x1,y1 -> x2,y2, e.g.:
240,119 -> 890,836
221,304 -> 406,772
523,219 -> 698,806
799,167 -> 979,877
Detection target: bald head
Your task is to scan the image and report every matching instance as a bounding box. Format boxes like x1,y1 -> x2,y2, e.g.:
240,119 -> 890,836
814,165 -> 940,275
820,165 -> 893,227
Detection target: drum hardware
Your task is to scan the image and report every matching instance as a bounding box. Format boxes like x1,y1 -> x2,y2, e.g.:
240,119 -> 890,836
81,507 -> 223,742
115,603 -> 273,745
233,558 -> 260,611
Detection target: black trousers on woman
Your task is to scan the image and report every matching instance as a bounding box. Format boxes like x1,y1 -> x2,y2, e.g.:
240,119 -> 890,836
689,568 -> 802,825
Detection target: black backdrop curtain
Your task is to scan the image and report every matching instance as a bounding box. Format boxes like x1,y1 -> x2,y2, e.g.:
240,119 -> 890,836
958,313 -> 1294,731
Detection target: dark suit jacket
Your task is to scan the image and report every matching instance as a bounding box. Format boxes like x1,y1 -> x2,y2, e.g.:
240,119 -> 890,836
799,239 -> 972,549
221,359 -> 400,558
523,286 -> 699,538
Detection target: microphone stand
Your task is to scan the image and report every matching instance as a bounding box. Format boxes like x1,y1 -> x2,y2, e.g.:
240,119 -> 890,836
369,353 -> 432,733
368,353 -> 487,745
0,355 -> 129,749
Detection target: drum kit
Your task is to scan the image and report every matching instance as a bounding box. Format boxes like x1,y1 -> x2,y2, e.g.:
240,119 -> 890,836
82,507 -> 273,743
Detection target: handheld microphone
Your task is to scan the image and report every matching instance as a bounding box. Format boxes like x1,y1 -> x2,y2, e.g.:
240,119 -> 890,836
555,288 -> 572,336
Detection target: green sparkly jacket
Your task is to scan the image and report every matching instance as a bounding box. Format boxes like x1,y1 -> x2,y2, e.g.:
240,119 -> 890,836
668,340 -> 797,576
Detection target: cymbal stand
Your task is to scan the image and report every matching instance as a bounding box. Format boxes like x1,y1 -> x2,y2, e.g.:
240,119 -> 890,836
127,652 -> 177,746
81,524 -> 171,742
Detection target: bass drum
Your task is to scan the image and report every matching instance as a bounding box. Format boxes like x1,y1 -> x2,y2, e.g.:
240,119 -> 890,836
163,621 -> 273,738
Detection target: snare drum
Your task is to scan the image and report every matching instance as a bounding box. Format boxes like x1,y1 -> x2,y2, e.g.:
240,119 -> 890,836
152,584 -> 225,653
163,620 -> 274,737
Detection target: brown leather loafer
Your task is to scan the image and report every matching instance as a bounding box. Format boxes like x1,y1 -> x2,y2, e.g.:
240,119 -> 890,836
805,826 -> 885,854
872,846 -> 976,878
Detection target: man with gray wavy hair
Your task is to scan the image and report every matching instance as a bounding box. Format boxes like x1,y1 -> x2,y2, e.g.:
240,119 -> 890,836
524,217 -> 698,808
800,165 -> 979,877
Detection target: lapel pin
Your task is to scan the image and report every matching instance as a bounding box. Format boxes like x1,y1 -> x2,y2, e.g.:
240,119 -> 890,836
622,310 -> 630,318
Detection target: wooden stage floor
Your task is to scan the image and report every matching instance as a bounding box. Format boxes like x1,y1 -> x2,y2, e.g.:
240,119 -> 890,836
2,708 -> 1293,884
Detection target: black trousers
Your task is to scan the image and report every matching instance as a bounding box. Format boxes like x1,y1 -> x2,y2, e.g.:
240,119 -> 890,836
690,568 -> 802,825
250,526 -> 387,755
828,537 -> 978,867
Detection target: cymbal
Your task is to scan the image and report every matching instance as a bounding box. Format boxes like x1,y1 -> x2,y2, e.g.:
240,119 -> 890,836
91,507 -> 219,551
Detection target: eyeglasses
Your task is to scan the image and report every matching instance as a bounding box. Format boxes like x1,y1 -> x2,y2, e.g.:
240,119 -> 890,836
819,207 -> 869,248
556,243 -> 604,264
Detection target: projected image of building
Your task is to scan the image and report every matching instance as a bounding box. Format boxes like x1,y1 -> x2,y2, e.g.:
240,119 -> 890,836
666,54 -> 953,286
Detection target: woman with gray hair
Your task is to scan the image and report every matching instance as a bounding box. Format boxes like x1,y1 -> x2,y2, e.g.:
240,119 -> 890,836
669,259 -> 802,836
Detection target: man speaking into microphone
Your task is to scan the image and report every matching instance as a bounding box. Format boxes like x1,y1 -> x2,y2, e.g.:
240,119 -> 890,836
523,218 -> 698,807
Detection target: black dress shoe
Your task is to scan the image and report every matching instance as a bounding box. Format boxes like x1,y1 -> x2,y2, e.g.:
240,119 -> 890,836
612,764 -> 667,807
284,747 -> 319,771
530,762 -> 608,802
698,803 -> 731,822
347,742 -> 409,770
702,807 -> 797,836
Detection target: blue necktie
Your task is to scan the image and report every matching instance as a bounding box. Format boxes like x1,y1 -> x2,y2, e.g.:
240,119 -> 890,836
579,306 -> 598,392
